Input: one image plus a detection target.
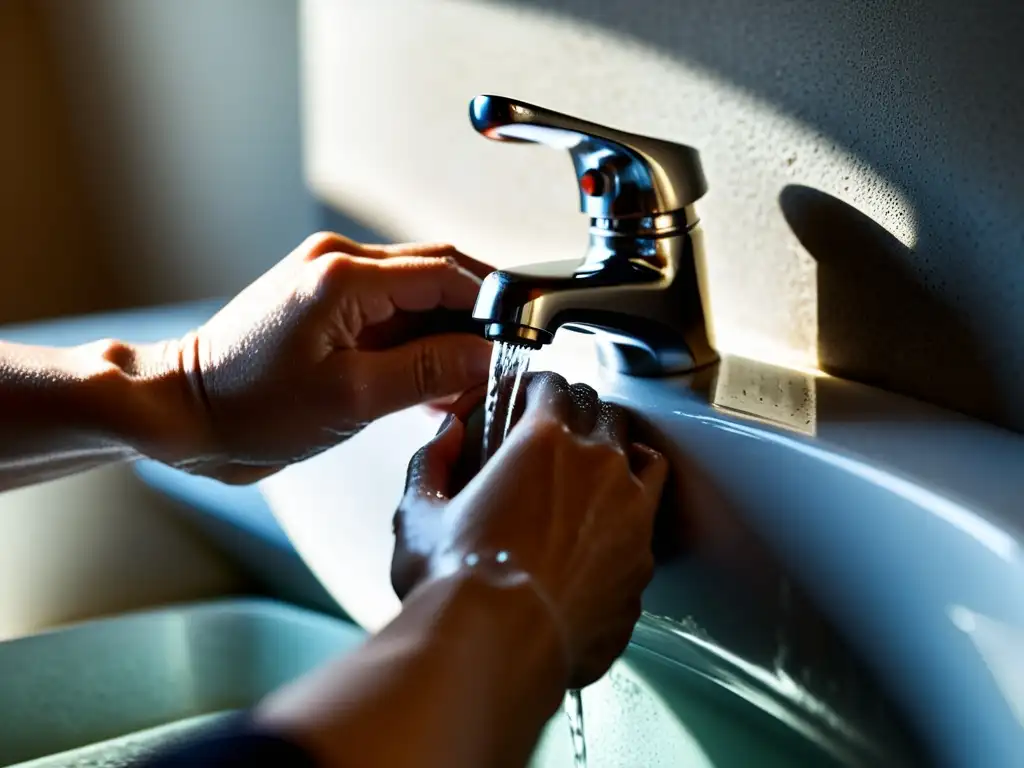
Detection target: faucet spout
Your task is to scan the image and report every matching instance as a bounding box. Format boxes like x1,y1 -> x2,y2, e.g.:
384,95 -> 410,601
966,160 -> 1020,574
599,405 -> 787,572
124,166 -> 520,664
472,209 -> 717,376
466,94 -> 717,376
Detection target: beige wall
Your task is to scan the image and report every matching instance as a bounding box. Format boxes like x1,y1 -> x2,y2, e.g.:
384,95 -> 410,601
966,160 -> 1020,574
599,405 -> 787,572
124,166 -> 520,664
0,0 -> 121,324
39,0 -> 318,306
302,0 -> 1024,432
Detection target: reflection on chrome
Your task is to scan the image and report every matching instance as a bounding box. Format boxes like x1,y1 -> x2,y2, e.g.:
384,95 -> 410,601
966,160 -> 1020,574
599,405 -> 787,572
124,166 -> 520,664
633,612 -> 882,766
949,605 -> 1024,728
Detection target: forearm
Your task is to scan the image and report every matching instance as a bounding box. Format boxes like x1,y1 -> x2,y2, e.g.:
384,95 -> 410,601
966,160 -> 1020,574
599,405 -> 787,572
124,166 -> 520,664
256,571 -> 569,768
0,338 -> 202,491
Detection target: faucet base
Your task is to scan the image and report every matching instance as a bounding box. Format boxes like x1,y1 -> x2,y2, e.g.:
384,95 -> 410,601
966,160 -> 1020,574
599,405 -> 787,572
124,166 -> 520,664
584,325 -> 719,377
559,322 -> 717,377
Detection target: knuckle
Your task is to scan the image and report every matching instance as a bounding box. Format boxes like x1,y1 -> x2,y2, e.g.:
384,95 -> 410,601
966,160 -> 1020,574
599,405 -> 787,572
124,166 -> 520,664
303,253 -> 358,304
526,370 -> 568,394
319,252 -> 359,285
589,439 -> 629,468
301,231 -> 356,260
569,382 -> 599,400
526,415 -> 574,443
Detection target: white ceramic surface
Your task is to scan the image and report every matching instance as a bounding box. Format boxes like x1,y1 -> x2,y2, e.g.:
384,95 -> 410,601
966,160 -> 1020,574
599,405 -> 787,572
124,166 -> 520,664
262,331 -> 1024,767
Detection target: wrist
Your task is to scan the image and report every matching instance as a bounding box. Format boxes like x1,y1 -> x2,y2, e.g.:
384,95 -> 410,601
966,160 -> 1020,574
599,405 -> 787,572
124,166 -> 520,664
63,337 -> 212,465
257,569 -> 570,768
405,569 -> 570,710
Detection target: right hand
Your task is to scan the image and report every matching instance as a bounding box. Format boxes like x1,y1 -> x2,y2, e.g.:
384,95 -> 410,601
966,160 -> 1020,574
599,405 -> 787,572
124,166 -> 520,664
392,372 -> 668,688
159,232 -> 493,484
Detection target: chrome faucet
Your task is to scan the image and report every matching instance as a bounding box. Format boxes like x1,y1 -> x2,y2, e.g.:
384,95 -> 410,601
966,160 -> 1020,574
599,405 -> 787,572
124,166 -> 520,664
470,95 -> 717,376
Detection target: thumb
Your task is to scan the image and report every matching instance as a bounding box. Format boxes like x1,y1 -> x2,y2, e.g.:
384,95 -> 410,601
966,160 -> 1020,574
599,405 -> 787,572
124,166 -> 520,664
358,333 -> 492,417
404,415 -> 466,500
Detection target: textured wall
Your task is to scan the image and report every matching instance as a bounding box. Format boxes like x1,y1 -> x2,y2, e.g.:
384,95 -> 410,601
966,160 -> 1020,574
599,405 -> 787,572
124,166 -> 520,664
302,0 -> 1024,431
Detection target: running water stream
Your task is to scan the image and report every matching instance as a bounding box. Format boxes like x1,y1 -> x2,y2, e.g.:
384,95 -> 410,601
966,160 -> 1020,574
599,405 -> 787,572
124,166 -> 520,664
482,341 -> 532,465
482,340 -> 588,768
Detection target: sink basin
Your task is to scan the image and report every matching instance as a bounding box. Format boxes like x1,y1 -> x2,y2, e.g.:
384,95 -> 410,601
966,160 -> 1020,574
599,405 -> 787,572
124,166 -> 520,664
0,599 -> 364,767
0,599 -> 847,768
0,596 -> 846,768
261,331 -> 1024,767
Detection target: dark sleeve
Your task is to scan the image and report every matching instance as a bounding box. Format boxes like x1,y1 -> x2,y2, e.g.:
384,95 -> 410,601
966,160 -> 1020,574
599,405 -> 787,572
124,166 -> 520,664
134,715 -> 318,768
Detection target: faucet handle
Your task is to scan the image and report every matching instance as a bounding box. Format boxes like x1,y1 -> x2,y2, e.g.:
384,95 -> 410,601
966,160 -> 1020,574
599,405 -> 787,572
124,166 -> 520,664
469,94 -> 707,220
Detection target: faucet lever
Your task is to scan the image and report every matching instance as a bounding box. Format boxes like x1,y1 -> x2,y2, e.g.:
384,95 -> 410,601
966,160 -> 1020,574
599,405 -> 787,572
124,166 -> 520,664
469,94 -> 707,220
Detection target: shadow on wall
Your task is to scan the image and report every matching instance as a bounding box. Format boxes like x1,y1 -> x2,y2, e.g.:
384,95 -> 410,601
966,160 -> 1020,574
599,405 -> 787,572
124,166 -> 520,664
39,0 -> 318,306
779,185 -> 1003,426
488,0 -> 1024,431
316,203 -> 388,246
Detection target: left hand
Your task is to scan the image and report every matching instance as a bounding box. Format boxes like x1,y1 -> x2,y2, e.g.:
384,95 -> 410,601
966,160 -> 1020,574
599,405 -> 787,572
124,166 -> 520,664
391,388 -> 486,599
167,232 -> 493,483
392,374 -> 666,688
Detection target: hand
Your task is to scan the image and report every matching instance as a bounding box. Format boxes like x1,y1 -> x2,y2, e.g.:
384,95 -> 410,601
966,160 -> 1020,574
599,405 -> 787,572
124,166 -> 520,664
170,233 -> 494,483
392,372 -> 668,688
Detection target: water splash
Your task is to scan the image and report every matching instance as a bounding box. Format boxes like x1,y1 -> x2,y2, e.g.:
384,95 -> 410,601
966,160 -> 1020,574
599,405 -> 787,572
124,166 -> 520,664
482,341 -> 532,465
565,687 -> 587,767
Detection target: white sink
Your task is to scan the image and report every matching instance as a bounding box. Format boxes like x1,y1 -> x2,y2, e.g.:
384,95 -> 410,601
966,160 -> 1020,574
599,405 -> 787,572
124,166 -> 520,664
261,332 -> 1024,767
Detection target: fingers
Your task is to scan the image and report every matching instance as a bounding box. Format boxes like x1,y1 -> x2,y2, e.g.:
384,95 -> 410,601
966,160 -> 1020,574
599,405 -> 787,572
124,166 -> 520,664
404,413 -> 467,500
293,231 -> 364,262
566,383 -> 600,435
368,242 -> 495,280
520,372 -> 574,424
292,234 -> 495,282
350,333 -> 492,418
325,254 -> 483,318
